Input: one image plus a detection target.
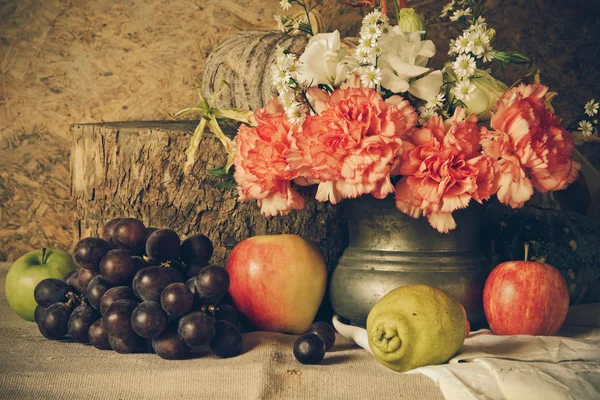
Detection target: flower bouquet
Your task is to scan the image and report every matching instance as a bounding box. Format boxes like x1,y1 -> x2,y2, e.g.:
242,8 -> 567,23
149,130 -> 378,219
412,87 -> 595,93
176,0 -> 585,234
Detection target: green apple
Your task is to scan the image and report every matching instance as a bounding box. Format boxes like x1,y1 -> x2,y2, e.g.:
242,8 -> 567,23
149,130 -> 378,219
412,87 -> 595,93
5,248 -> 76,321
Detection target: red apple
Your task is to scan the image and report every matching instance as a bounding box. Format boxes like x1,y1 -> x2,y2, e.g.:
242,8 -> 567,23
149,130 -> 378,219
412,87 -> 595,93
483,245 -> 569,336
225,234 -> 327,334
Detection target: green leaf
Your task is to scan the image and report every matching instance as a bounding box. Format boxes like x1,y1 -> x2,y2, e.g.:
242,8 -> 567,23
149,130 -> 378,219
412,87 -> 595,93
208,166 -> 233,179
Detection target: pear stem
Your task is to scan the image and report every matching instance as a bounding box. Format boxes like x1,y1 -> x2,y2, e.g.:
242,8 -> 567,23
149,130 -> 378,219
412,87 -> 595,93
41,248 -> 47,264
524,243 -> 529,262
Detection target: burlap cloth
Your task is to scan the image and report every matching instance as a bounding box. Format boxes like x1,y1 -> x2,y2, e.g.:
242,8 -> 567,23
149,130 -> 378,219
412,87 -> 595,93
0,263 -> 443,400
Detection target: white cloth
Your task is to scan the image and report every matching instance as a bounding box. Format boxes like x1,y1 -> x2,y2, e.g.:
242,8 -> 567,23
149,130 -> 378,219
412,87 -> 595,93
409,304 -> 600,400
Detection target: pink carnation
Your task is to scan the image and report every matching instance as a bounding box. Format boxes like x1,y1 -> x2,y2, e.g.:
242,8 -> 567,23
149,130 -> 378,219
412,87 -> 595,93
287,86 -> 417,204
481,84 -> 580,208
233,99 -> 305,217
395,108 -> 495,233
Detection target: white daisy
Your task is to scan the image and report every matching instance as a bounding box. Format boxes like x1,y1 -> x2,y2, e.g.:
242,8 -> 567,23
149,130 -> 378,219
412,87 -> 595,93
450,8 -> 472,22
354,45 -> 375,64
274,45 -> 286,58
482,45 -> 496,62
470,32 -> 490,57
578,120 -> 594,136
454,32 -> 474,54
279,0 -> 292,10
584,99 -> 599,117
440,1 -> 455,18
359,65 -> 382,89
360,24 -> 382,41
428,93 -> 446,109
364,9 -> 387,26
452,54 -> 477,78
454,79 -> 476,101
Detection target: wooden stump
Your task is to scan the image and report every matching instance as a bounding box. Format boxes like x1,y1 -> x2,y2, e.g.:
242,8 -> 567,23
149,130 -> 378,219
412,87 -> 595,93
70,121 -> 347,270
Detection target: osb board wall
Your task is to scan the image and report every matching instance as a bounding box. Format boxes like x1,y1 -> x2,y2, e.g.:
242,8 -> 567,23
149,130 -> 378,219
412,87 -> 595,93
0,0 -> 599,261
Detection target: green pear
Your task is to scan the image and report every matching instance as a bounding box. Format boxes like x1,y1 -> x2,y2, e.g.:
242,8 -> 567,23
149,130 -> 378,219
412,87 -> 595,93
366,284 -> 466,372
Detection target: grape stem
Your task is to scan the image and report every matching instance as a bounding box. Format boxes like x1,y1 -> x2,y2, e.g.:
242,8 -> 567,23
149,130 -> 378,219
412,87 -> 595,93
41,248 -> 47,264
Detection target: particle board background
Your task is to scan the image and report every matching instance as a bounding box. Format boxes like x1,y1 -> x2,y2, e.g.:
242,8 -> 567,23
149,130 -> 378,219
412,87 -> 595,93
1,0 -> 599,261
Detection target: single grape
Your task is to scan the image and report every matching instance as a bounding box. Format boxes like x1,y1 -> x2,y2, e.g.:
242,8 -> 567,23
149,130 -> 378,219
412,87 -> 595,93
131,301 -> 168,339
146,229 -> 181,263
210,320 -> 243,358
38,303 -> 71,340
177,312 -> 215,348
100,286 -> 136,314
132,266 -> 172,302
34,278 -> 70,307
65,269 -> 85,295
195,266 -> 230,304
88,319 -> 111,350
63,270 -> 77,284
99,249 -> 135,285
305,322 -> 336,351
183,259 -> 207,280
34,305 -> 46,325
160,283 -> 194,317
152,329 -> 189,360
214,304 -> 239,326
180,235 -> 213,265
68,303 -> 100,343
108,334 -> 141,354
102,218 -> 122,244
112,218 -> 147,254
164,266 -> 183,283
78,268 -> 99,292
73,237 -> 112,270
86,276 -> 114,311
103,299 -> 138,338
293,333 -> 325,365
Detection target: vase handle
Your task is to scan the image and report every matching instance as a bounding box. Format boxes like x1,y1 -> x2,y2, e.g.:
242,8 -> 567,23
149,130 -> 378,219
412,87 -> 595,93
332,314 -> 373,355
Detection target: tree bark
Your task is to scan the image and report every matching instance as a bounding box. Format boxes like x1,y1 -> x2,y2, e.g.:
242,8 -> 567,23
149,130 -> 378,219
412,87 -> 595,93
70,121 -> 347,270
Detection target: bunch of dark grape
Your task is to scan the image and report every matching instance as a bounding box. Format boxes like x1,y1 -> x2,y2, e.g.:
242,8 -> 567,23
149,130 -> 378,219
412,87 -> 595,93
34,217 -> 243,360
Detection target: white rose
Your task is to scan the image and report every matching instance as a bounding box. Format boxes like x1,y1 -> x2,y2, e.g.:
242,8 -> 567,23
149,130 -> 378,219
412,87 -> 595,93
379,27 -> 443,101
298,30 -> 358,88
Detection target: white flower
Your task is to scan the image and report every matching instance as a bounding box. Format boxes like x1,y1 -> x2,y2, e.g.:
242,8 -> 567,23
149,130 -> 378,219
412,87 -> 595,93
274,45 -> 286,58
427,93 -> 446,109
445,66 -> 506,120
279,0 -> 292,10
354,45 -> 375,64
440,1 -> 455,18
274,15 -> 286,32
359,66 -> 382,89
470,32 -> 490,57
418,105 -> 437,125
584,99 -> 599,117
454,32 -> 474,54
298,30 -> 359,88
450,8 -> 472,22
364,9 -> 387,26
360,24 -> 382,41
378,27 -> 443,101
482,45 -> 496,62
452,54 -> 476,78
578,120 -> 594,136
454,79 -> 476,101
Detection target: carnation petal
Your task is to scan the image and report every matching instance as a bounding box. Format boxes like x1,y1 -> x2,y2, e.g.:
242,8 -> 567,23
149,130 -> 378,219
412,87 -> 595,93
427,213 -> 457,233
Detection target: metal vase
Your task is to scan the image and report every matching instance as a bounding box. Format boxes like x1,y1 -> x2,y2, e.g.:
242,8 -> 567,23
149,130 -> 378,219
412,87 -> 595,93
330,194 -> 490,328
